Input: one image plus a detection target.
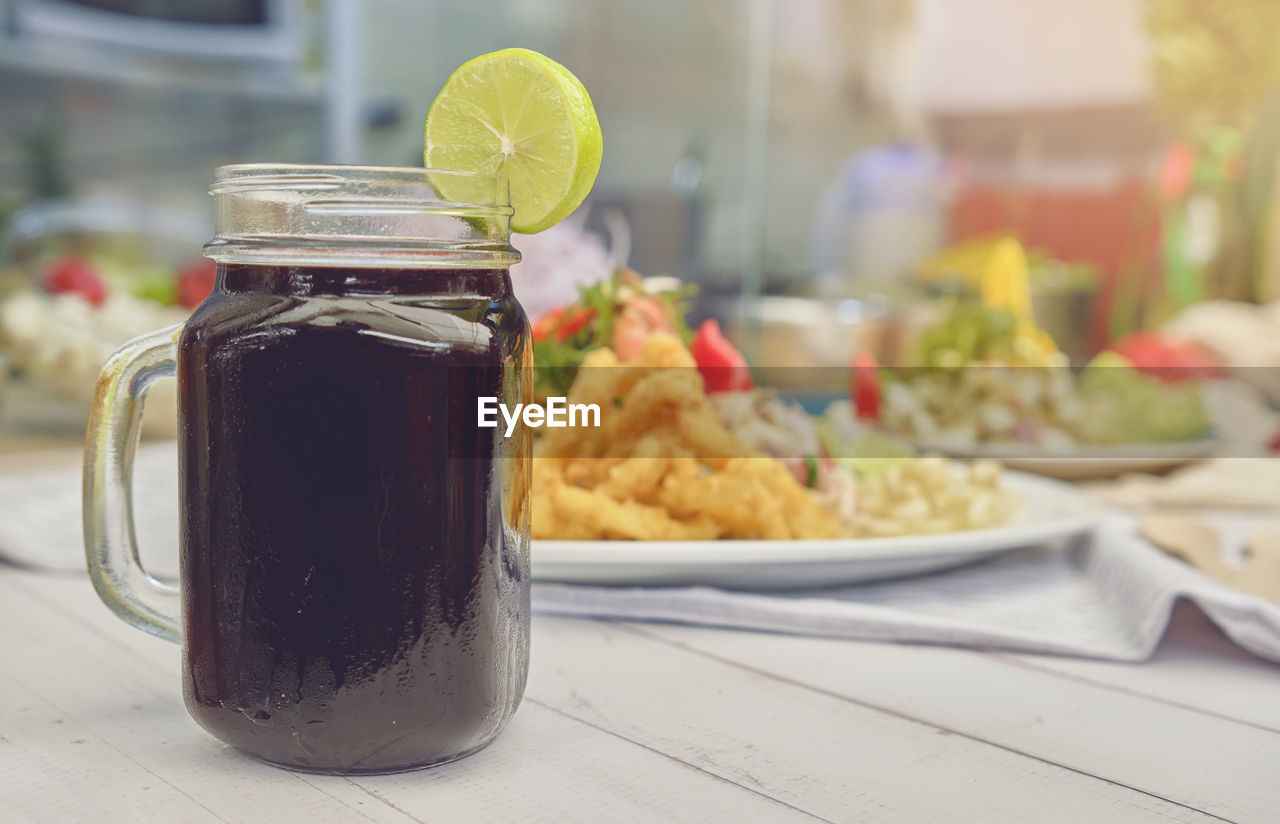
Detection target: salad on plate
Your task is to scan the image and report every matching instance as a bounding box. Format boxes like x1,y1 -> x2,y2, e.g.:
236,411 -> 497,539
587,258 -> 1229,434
525,271 -> 1024,542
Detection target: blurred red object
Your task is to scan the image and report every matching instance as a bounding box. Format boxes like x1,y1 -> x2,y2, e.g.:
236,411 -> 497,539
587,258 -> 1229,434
177,258 -> 217,309
851,351 -> 881,420
1157,143 -> 1196,201
43,256 -> 108,306
949,177 -> 1159,352
691,319 -> 753,394
612,296 -> 672,361
1109,331 -> 1224,382
532,305 -> 595,342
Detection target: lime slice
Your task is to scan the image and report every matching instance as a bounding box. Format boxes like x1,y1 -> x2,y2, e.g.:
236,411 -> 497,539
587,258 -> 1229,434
424,48 -> 603,234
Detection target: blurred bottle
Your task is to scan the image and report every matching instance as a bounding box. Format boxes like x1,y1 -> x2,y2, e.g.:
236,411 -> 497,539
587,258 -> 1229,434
810,142 -> 949,296
670,140 -> 705,198
1157,130 -> 1242,308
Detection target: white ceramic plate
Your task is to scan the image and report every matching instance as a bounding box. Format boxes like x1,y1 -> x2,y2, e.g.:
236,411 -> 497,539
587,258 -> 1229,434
531,470 -> 1103,589
914,437 -> 1220,481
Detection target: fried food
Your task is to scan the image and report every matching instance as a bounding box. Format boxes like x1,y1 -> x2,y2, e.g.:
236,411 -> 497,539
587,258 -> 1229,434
531,332 -> 1020,541
532,334 -> 841,540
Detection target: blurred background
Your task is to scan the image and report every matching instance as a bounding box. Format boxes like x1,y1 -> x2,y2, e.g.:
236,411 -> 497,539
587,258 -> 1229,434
2,0 -> 1280,448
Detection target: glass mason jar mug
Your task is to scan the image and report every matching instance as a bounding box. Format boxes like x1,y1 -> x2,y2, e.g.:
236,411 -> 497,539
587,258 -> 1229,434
83,165 -> 532,774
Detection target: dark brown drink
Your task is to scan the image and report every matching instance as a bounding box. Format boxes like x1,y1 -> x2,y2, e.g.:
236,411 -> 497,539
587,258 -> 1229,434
176,263 -> 530,773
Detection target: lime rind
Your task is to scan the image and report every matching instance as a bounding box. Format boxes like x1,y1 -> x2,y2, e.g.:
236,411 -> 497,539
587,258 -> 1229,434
425,48 -> 602,234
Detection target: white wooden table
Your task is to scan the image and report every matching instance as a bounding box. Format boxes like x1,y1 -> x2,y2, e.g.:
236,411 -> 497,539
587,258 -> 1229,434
2,567 -> 1278,823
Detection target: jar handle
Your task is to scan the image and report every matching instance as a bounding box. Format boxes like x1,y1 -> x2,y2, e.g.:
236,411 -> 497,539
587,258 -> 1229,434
83,324 -> 183,643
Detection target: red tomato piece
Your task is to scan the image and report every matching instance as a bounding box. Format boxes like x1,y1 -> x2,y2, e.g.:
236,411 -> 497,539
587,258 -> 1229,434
176,258 -> 217,309
852,351 -> 882,420
532,305 -> 596,343
1110,331 -> 1222,383
690,319 -> 752,393
555,306 -> 595,340
43,256 -> 108,306
532,307 -> 565,342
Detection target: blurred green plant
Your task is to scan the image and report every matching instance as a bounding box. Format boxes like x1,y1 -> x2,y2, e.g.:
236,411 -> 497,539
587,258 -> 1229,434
1146,0 -> 1280,136
12,118 -> 71,201
1146,0 -> 1280,304
1240,87 -> 1280,302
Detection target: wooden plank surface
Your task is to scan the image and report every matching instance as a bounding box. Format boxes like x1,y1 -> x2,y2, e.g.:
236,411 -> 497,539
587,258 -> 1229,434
2,568 -> 1277,823
1004,601 -> 1280,732
527,619 -> 1221,824
0,573 -> 812,824
632,618 -> 1280,823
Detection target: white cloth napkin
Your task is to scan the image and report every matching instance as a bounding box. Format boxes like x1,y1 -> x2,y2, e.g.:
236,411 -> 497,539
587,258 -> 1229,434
533,515 -> 1280,663
4,443 -> 1279,663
